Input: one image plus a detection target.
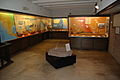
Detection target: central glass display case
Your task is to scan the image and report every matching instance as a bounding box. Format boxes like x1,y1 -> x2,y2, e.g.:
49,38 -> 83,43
69,16 -> 110,37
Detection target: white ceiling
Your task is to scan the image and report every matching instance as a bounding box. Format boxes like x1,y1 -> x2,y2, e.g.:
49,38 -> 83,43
31,0 -> 99,11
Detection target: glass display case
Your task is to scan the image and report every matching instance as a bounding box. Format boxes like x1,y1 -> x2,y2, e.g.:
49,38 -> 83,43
14,14 -> 52,37
69,16 -> 110,37
0,11 -> 52,42
14,14 -> 41,37
52,18 -> 68,31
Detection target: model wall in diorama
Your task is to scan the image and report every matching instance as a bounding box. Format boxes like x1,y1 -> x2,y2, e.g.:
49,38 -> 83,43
69,17 -> 110,37
52,18 -> 68,31
0,11 -> 52,42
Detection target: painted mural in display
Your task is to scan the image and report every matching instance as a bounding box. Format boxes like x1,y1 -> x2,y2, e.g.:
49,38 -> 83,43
0,11 -> 52,42
69,17 -> 110,37
52,18 -> 68,31
14,14 -> 41,37
0,12 -> 17,42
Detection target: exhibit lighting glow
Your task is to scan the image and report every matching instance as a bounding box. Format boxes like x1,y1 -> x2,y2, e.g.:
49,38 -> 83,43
95,3 -> 99,10
95,5 -> 99,9
78,20 -> 84,22
86,25 -> 89,28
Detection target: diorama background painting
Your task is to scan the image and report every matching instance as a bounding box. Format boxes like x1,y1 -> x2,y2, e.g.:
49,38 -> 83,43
52,18 -> 68,31
0,11 -> 110,42
0,12 -> 17,42
0,11 -> 52,42
69,17 -> 110,37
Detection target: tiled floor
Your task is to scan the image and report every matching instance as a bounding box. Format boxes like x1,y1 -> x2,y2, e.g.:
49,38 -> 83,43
0,39 -> 120,80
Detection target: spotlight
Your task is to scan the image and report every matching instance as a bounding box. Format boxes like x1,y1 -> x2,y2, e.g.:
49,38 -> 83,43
95,3 -> 99,10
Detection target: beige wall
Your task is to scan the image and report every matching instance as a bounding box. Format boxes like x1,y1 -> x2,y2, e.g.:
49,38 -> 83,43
109,15 -> 120,64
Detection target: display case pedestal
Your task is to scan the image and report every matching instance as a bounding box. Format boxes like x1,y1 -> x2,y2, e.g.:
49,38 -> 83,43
70,37 -> 108,51
0,43 -> 13,69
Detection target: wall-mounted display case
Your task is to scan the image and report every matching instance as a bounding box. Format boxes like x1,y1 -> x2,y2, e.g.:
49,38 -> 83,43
52,18 -> 68,31
0,11 -> 52,42
14,14 -> 41,37
69,16 -> 110,37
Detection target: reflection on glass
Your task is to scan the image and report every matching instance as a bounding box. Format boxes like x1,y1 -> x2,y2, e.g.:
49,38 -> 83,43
0,11 -> 52,42
52,18 -> 68,31
69,17 -> 110,37
14,14 -> 52,37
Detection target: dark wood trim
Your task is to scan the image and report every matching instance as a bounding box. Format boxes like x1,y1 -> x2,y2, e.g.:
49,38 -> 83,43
68,15 -> 110,17
97,0 -> 120,15
70,37 -> 108,51
48,31 -> 69,39
67,17 -> 70,37
0,8 -> 51,18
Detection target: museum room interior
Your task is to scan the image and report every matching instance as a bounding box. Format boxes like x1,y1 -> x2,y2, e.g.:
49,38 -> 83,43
0,0 -> 120,80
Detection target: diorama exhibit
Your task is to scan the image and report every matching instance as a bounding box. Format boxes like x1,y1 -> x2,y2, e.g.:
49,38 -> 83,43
0,11 -> 53,68
0,12 -> 17,42
0,11 -> 110,51
1,1 -> 120,80
0,11 -> 52,42
52,18 -> 68,31
69,16 -> 110,50
69,16 -> 110,37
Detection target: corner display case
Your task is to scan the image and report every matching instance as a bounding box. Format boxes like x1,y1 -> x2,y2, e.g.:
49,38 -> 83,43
69,16 -> 110,50
69,16 -> 110,38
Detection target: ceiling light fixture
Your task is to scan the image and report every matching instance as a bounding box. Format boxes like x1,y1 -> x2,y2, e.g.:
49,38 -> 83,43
95,3 -> 99,10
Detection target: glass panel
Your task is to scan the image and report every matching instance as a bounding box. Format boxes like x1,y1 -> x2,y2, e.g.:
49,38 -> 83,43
14,14 -> 41,37
0,11 -> 52,42
69,17 -> 110,37
52,18 -> 68,31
